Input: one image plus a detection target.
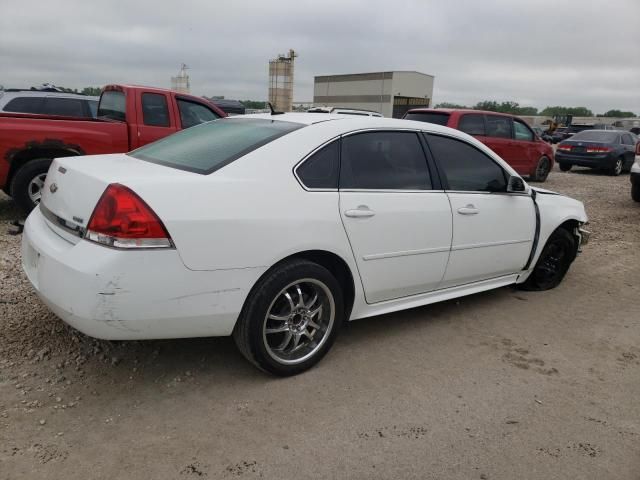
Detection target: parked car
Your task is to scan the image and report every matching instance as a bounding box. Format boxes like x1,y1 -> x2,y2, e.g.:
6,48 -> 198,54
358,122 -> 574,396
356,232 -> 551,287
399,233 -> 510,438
0,84 -> 226,211
0,90 -> 98,118
22,114 -> 589,376
550,127 -> 568,144
403,109 -> 555,182
307,106 -> 383,117
630,142 -> 640,202
556,130 -> 638,175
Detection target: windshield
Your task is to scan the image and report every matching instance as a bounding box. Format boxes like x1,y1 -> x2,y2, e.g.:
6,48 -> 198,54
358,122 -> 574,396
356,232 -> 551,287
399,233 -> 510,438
403,112 -> 450,126
570,130 -> 618,143
129,118 -> 304,174
98,91 -> 126,121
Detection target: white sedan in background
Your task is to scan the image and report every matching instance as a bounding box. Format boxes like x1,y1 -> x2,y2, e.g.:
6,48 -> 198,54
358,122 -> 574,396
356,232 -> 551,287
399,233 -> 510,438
22,114 -> 589,375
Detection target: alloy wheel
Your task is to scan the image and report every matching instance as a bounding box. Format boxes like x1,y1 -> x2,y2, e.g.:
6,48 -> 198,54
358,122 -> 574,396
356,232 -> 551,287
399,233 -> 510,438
27,173 -> 47,204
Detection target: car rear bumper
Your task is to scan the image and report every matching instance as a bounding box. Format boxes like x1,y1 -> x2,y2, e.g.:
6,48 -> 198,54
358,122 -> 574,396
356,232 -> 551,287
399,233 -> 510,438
555,152 -> 616,168
22,207 -> 265,340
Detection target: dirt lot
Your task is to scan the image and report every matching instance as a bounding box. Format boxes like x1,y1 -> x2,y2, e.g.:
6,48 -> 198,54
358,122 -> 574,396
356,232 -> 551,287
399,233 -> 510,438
1,167 -> 639,480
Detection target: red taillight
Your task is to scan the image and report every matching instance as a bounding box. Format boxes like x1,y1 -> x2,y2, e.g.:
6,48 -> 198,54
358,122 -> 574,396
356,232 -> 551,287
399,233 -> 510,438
586,146 -> 612,153
557,144 -> 572,151
85,184 -> 172,249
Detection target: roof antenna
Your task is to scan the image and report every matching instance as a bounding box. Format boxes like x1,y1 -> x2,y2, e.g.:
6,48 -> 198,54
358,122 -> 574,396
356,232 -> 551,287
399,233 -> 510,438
268,102 -> 285,115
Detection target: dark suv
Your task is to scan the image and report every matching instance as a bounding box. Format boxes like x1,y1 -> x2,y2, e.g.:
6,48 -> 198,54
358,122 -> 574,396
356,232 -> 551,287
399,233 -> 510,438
0,91 -> 98,118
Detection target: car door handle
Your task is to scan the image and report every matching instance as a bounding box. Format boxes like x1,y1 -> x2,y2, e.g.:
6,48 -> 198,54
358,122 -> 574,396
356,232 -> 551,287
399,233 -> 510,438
457,205 -> 479,215
344,207 -> 375,218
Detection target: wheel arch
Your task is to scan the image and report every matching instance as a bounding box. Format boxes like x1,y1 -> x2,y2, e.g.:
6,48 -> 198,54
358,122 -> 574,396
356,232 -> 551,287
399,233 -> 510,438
6,145 -> 82,190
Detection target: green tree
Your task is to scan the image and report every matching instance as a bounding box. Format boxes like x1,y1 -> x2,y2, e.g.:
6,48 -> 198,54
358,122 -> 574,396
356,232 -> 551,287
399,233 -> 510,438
434,102 -> 468,109
473,100 -> 538,116
240,100 -> 267,109
81,87 -> 102,96
601,109 -> 636,118
540,106 -> 593,117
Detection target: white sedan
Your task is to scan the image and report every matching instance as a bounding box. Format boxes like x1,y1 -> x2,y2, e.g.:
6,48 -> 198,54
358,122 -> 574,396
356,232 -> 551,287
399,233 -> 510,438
22,114 -> 589,375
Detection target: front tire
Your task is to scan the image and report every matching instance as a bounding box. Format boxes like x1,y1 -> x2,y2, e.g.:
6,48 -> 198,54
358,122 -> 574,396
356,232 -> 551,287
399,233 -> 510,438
9,158 -> 53,213
632,183 -> 640,202
519,228 -> 577,291
531,156 -> 551,182
233,259 -> 344,376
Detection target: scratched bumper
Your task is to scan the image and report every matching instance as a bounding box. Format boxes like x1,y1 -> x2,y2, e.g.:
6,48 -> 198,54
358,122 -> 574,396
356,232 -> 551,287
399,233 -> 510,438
22,207 -> 264,340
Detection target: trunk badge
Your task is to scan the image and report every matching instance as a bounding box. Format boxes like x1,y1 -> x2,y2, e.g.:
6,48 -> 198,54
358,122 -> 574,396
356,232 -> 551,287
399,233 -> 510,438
49,183 -> 58,193
58,166 -> 67,174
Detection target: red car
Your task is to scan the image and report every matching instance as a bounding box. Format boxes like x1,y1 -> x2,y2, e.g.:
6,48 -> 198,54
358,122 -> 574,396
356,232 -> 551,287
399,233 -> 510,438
0,84 -> 226,211
403,109 -> 554,182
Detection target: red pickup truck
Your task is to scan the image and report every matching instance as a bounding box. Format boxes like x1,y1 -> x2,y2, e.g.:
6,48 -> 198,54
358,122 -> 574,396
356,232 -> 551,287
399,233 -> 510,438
0,84 -> 226,211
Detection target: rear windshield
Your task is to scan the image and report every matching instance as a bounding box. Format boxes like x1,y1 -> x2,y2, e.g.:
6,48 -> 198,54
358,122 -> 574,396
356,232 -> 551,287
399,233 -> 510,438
129,118 -> 304,174
570,130 -> 618,143
403,112 -> 450,126
98,91 -> 126,121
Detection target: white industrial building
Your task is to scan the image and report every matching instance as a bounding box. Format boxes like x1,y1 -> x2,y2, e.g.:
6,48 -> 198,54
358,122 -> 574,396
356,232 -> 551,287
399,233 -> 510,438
313,71 -> 434,118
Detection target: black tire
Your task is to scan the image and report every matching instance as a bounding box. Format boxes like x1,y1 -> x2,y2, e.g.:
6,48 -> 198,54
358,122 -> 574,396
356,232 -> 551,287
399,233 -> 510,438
559,163 -> 572,172
519,228 -> 577,291
531,156 -> 551,182
233,259 -> 344,376
632,183 -> 640,202
609,157 -> 623,176
9,158 -> 53,213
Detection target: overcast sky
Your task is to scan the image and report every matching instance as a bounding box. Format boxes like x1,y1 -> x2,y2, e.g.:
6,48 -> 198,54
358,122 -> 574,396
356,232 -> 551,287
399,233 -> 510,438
1,0 -> 639,113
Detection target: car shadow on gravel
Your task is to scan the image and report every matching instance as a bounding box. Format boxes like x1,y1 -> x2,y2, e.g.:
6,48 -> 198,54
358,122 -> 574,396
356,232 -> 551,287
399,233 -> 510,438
0,193 -> 24,222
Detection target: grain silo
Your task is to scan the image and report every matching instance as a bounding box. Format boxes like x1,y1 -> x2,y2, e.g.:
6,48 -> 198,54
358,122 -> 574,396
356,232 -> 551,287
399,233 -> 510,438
171,64 -> 191,94
268,49 -> 297,112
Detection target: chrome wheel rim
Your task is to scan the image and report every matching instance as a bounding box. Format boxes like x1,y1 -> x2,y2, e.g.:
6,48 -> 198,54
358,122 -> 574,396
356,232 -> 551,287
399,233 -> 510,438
614,159 -> 622,175
536,158 -> 550,179
28,173 -> 47,204
263,279 -> 335,365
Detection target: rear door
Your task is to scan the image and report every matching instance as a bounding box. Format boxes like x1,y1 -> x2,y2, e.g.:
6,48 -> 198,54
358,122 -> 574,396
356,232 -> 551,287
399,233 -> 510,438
135,91 -> 178,147
425,133 -> 535,288
484,114 -> 521,171
339,130 -> 452,303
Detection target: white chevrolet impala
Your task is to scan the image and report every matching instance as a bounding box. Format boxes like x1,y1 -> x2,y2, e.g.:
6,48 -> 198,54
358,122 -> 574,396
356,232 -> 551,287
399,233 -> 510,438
22,114 -> 589,375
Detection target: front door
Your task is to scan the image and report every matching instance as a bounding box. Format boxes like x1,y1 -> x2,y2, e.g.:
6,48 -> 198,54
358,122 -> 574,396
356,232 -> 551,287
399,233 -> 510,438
425,133 -> 535,288
339,130 -> 453,303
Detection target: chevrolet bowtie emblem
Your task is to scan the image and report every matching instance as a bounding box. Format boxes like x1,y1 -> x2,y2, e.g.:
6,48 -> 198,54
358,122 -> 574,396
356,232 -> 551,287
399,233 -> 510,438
50,183 -> 58,193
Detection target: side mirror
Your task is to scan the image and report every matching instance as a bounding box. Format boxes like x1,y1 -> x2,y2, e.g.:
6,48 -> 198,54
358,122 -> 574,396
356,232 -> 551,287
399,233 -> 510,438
507,175 -> 526,193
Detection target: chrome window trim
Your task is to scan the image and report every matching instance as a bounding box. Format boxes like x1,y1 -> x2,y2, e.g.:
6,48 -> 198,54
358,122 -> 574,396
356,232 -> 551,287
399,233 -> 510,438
293,135 -> 341,192
40,204 -> 85,238
340,189 -> 445,194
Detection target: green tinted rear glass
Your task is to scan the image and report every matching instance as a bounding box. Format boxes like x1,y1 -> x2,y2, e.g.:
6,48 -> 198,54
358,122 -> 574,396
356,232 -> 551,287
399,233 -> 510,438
129,118 -> 304,174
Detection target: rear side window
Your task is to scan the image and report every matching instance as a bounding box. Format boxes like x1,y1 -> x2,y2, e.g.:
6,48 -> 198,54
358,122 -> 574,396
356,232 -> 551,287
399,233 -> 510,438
622,133 -> 634,145
43,98 -> 84,117
129,118 -> 303,174
296,141 -> 340,189
98,91 -> 126,121
340,131 -> 431,190
403,112 -> 450,126
458,114 -> 486,135
486,115 -> 512,139
513,120 -> 534,141
427,134 -> 506,192
87,100 -> 98,118
3,97 -> 44,113
142,93 -> 170,127
177,99 -> 220,129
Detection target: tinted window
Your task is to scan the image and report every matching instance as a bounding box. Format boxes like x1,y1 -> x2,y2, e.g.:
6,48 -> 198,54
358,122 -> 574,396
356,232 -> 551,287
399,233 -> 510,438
3,97 -> 44,113
459,114 -> 486,135
42,98 -> 84,117
87,100 -> 98,118
513,120 -> 534,141
337,111 -> 369,116
98,91 -> 126,121
486,115 -> 512,139
621,133 -> 633,145
403,112 -> 450,126
570,131 -> 618,143
177,99 -> 219,129
129,118 -> 303,174
142,93 -> 170,127
427,134 -> 506,192
340,131 -> 431,190
297,141 -> 339,189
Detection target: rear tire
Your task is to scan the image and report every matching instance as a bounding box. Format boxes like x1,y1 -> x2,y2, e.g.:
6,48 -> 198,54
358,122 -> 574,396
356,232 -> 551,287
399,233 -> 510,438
233,259 -> 344,376
519,228 -> 577,291
632,183 -> 640,202
559,163 -> 572,172
609,157 -> 623,176
531,156 -> 551,182
9,158 -> 53,213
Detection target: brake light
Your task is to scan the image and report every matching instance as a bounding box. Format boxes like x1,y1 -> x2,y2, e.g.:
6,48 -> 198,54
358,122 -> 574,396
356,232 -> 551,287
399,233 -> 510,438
85,184 -> 173,249
586,146 -> 612,153
557,144 -> 573,151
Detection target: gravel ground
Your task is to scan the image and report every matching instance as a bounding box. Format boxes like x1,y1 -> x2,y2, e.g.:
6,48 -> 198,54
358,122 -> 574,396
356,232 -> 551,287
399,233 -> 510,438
1,166 -> 639,479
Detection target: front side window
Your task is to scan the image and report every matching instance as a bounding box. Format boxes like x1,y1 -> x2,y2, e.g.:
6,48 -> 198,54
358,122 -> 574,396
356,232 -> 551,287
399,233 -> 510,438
177,99 -> 220,129
129,118 -> 303,174
43,98 -> 84,117
296,141 -> 340,189
141,93 -> 170,127
513,120 -> 534,141
486,115 -> 512,139
98,91 -> 126,121
427,134 -> 506,192
340,131 -> 431,190
458,114 -> 486,135
3,97 -> 44,113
